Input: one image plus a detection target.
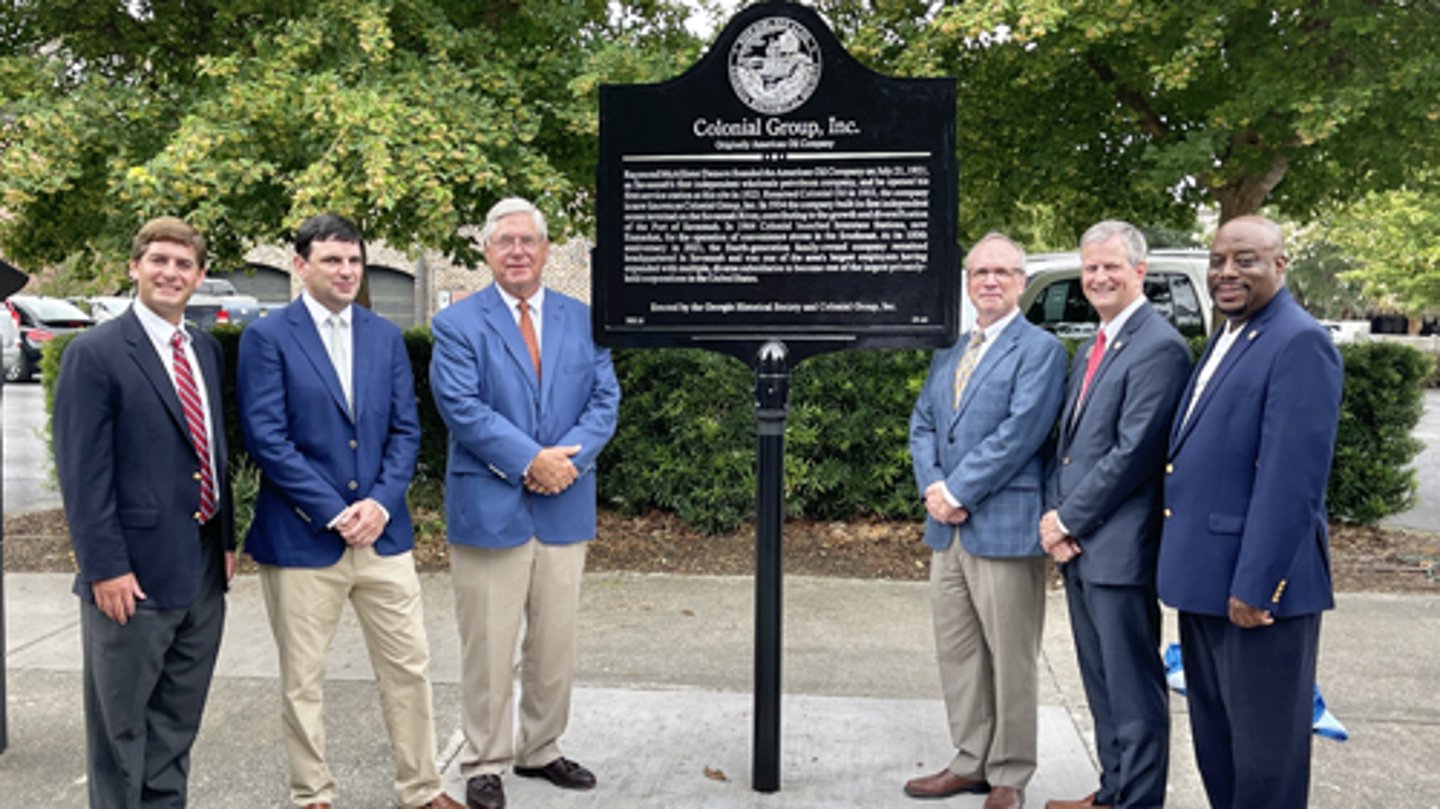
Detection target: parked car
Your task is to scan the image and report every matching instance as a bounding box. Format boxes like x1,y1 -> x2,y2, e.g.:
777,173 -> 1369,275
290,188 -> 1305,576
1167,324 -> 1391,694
0,309 -> 20,382
186,278 -> 262,328
6,295 -> 94,382
1016,249 -> 1212,339
82,295 -> 135,322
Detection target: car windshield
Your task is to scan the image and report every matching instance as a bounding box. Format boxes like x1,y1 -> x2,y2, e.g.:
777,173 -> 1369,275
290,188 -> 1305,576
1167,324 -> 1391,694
22,298 -> 92,322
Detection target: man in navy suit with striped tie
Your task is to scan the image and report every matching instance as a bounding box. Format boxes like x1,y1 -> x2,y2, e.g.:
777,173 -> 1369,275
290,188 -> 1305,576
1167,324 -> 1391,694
55,217 -> 236,808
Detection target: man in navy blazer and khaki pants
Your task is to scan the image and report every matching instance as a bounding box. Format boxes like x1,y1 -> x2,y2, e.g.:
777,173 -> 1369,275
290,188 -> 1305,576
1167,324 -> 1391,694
55,216 -> 236,808
1159,216 -> 1343,809
238,214 -> 461,809
1040,221 -> 1192,809
907,233 -> 1067,809
430,197 -> 620,809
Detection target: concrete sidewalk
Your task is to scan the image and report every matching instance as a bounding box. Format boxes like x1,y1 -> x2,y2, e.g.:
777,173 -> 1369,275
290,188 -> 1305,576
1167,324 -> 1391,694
3,571 -> 1438,807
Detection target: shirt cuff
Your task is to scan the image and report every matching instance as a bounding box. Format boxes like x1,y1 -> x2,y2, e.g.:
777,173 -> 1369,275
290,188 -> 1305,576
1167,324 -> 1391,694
942,484 -> 961,509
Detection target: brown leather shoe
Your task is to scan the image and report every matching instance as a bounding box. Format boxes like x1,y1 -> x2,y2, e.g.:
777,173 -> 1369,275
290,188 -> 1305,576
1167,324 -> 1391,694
414,792 -> 465,809
465,774 -> 505,809
302,804 -> 331,809
985,785 -> 1025,809
1046,792 -> 1108,809
903,768 -> 991,798
514,757 -> 596,790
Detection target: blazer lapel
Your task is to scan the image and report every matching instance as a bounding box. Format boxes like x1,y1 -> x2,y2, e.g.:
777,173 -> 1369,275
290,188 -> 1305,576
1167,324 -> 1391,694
949,323 -> 1017,428
1172,299 -> 1280,451
122,311 -> 188,439
1067,306 -> 1148,437
482,286 -> 540,392
189,324 -> 227,454
286,300 -> 352,421
539,292 -> 562,403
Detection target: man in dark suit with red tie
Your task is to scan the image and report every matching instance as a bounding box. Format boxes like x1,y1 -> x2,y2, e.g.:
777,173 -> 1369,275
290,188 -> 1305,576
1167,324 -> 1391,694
1041,221 -> 1192,809
54,217 -> 236,808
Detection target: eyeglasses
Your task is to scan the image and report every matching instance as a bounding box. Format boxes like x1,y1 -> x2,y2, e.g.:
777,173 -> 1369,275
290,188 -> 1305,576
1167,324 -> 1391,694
1208,253 -> 1266,271
492,235 -> 543,252
969,267 -> 1021,280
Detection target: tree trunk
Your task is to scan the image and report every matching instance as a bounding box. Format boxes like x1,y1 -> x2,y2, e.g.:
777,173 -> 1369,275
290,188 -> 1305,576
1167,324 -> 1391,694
1208,153 -> 1291,224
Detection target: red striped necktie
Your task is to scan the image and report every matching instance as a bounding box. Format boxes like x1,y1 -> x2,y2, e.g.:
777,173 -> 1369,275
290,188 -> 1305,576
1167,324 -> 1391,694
171,330 -> 217,523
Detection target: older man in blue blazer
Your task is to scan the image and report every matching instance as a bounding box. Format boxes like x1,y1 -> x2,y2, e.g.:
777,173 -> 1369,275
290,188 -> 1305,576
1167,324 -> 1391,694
907,232 -> 1068,809
238,214 -> 461,809
55,217 -> 235,809
1040,222 -> 1192,809
430,197 -> 620,809
1158,216 -> 1343,809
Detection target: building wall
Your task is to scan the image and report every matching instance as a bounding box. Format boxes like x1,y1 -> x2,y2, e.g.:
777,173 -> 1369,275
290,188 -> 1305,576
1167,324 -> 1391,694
241,235 -> 595,329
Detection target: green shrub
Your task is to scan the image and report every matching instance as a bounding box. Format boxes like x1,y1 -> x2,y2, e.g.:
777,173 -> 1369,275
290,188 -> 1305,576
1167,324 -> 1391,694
41,325 -> 1434,536
597,349 -> 755,533
1329,341 -> 1434,523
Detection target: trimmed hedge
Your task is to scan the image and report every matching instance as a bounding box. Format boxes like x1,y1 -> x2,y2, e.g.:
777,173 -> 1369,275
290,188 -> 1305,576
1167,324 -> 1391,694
40,326 -> 1433,534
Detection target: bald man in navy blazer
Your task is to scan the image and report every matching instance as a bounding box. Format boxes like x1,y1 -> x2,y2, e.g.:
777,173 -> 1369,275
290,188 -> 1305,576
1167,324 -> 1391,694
1159,216 -> 1343,809
55,217 -> 235,808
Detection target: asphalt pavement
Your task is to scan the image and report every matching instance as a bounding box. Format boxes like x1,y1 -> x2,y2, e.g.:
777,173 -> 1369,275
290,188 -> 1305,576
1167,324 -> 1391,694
4,382 -> 1440,807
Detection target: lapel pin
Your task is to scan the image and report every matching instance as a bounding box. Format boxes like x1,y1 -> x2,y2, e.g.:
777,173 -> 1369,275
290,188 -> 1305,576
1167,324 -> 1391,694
1247,330 -> 1258,340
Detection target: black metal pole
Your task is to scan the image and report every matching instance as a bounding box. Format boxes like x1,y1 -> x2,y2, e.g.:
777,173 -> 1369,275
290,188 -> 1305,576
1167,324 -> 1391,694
752,340 -> 789,792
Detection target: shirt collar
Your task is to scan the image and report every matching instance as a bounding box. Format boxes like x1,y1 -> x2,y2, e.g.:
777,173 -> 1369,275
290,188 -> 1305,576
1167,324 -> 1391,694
301,291 -> 351,331
495,284 -> 545,314
1098,295 -> 1147,343
974,307 -> 1020,343
132,298 -> 186,347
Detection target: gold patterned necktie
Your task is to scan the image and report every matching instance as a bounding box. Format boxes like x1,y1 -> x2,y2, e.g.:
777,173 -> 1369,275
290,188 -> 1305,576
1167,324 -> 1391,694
952,329 -> 986,409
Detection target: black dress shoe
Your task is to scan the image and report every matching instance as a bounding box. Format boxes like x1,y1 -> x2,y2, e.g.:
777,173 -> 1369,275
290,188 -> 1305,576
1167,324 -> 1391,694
514,757 -> 597,790
465,774 -> 505,809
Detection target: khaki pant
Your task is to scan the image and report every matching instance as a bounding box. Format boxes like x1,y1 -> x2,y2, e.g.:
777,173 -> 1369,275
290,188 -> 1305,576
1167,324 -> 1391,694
261,548 -> 442,808
930,536 -> 1047,789
451,538 -> 588,778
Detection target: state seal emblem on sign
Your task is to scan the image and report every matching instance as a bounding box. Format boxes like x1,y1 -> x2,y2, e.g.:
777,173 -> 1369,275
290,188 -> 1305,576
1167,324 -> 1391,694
729,16 -> 822,115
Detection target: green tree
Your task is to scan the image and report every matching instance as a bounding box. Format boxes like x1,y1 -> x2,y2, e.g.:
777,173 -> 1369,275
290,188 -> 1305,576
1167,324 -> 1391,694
0,0 -> 698,276
836,0 -> 1440,239
1328,181 -> 1440,319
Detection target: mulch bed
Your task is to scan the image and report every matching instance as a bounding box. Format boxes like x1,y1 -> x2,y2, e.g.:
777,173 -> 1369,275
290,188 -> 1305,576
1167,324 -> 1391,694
5,508 -> 1437,593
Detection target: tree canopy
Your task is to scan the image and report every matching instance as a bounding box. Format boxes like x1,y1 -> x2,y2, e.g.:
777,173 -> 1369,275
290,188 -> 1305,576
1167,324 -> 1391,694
0,0 -> 699,282
831,0 -> 1440,243
1327,175 -> 1440,318
4,1 -> 1439,282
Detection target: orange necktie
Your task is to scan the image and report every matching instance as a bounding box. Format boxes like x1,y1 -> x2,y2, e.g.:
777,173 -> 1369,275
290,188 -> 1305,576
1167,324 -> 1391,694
518,299 -> 540,379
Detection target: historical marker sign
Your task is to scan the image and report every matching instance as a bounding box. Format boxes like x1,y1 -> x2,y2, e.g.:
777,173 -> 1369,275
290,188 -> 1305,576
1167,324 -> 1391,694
594,1 -> 958,361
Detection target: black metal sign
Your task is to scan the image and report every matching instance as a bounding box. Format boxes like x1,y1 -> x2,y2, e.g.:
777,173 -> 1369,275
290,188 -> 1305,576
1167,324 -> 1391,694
594,1 -> 958,362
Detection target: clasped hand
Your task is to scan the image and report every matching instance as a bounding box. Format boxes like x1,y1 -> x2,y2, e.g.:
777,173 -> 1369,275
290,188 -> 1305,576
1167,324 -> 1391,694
1039,509 -> 1082,563
526,445 -> 581,495
923,482 -> 969,525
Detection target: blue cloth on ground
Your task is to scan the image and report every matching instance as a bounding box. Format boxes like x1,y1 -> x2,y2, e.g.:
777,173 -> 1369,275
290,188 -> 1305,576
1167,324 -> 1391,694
1162,643 -> 1349,741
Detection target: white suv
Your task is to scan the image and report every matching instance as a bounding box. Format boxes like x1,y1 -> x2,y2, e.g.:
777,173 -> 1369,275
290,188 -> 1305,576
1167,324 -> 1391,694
1016,249 -> 1211,340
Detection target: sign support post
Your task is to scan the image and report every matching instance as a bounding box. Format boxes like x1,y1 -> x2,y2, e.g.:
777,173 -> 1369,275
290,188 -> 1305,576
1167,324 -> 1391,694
752,340 -> 789,791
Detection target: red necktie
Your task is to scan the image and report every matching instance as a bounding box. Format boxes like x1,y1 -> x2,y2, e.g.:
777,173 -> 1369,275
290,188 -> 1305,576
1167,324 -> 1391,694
518,299 -> 541,379
1077,328 -> 1108,407
171,331 -> 217,522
